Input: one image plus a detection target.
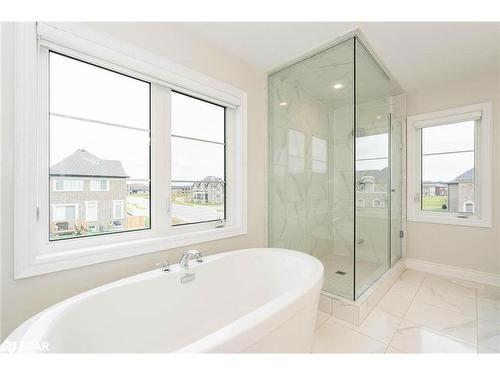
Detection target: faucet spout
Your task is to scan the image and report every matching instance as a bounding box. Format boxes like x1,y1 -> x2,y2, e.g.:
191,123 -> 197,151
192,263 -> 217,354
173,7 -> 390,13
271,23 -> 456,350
179,249 -> 203,269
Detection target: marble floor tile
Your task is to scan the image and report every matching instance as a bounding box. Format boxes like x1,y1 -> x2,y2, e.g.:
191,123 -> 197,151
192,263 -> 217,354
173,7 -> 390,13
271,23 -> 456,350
313,319 -> 387,353
399,269 -> 426,286
405,302 -> 477,344
477,297 -> 500,322
315,310 -> 330,330
377,289 -> 415,318
355,308 -> 402,344
389,320 -> 477,354
413,285 -> 476,318
422,274 -> 476,298
478,319 -> 500,352
385,345 -> 406,353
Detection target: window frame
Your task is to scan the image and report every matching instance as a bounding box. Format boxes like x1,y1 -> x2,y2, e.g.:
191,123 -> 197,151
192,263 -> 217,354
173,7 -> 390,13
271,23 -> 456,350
85,201 -> 98,222
407,102 -> 492,227
112,200 -> 125,220
52,178 -> 83,192
90,179 -> 110,192
14,23 -> 248,279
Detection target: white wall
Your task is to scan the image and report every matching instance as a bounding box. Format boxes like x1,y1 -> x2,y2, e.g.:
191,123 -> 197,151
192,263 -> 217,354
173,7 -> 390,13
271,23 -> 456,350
406,71 -> 500,276
0,22 -> 267,339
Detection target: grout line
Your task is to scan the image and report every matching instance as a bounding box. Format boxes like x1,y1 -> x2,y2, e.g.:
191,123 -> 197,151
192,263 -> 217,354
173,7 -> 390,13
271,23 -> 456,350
385,271 -> 427,353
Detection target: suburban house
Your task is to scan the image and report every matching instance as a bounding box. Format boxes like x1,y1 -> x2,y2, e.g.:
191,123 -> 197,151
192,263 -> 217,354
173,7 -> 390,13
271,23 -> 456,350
49,149 -> 128,238
448,168 -> 475,213
355,167 -> 390,208
191,176 -> 225,204
422,182 -> 448,197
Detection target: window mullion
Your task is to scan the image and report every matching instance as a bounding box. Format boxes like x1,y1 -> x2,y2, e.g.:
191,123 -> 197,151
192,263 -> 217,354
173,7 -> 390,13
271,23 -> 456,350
150,83 -> 171,235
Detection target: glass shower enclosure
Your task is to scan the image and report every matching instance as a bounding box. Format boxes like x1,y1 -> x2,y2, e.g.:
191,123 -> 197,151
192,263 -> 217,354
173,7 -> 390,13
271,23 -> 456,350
268,36 -> 400,300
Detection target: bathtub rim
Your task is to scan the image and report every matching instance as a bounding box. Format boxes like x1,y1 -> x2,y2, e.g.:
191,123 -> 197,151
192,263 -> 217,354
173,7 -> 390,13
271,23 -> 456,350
3,248 -> 324,353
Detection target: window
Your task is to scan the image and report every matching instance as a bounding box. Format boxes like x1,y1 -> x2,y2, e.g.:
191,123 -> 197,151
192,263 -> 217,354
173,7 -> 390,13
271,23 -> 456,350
407,103 -> 492,227
85,201 -> 98,222
48,52 -> 150,241
14,23 -> 247,279
52,204 -> 78,222
52,178 -> 83,191
171,92 -> 226,226
113,200 -> 125,220
90,179 -> 110,191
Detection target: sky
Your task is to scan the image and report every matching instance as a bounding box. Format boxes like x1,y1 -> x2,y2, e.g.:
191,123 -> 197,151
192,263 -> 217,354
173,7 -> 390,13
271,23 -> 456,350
50,52 -> 225,182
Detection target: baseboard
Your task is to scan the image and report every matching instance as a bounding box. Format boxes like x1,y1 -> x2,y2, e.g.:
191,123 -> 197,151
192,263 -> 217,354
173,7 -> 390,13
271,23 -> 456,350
405,258 -> 500,287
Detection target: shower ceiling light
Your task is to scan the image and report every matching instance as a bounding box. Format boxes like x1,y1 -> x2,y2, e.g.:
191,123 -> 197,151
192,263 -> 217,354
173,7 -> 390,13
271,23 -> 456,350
279,102 -> 288,107
376,115 -> 382,119
333,83 -> 343,89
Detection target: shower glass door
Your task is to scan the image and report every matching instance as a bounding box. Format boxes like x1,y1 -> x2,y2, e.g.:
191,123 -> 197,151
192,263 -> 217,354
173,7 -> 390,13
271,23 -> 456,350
354,39 -> 391,298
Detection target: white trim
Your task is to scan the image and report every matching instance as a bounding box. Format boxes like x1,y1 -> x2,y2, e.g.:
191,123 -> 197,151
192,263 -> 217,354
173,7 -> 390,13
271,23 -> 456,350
52,178 -> 84,192
407,102 -> 493,228
14,23 -> 248,279
52,203 -> 79,222
84,201 -> 98,222
89,179 -> 109,192
413,110 -> 482,129
405,258 -> 500,288
112,200 -> 124,220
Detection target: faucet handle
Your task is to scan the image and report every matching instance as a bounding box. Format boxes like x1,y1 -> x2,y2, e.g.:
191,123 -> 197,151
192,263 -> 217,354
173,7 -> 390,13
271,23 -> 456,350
155,260 -> 171,272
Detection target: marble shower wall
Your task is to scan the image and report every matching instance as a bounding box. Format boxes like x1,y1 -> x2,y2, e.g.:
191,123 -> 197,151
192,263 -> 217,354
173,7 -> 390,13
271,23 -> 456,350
268,75 -> 335,259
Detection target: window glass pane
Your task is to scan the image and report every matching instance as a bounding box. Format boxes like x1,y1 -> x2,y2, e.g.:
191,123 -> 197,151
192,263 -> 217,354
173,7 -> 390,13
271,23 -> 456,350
421,152 -> 475,213
422,121 -> 475,154
50,52 -> 150,129
171,180 -> 225,225
356,133 -> 389,159
171,93 -> 225,226
171,137 -> 224,181
171,92 -> 225,143
49,52 -> 150,241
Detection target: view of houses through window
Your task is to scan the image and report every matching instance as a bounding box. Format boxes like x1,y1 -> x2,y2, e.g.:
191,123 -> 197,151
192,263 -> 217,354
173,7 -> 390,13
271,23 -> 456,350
171,92 -> 226,225
421,121 -> 475,213
49,52 -> 151,240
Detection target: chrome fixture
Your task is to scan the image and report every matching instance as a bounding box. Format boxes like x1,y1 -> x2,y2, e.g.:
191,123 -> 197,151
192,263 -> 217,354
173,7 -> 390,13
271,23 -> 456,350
215,218 -> 225,228
179,249 -> 203,269
181,272 -> 196,284
155,260 -> 171,273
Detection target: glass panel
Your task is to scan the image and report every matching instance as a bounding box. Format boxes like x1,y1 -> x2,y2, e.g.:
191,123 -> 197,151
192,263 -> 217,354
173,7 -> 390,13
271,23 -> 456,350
49,52 -> 151,241
422,152 -> 475,213
171,181 -> 225,225
268,38 -> 355,299
422,121 -> 474,154
171,92 -> 225,143
355,39 -> 391,299
391,118 -> 403,266
50,52 -> 150,129
171,137 -> 225,181
170,94 -> 226,226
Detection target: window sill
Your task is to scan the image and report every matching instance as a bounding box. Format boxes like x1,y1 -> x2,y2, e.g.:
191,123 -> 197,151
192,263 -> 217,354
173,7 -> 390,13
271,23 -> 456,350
407,212 -> 492,228
15,224 -> 247,279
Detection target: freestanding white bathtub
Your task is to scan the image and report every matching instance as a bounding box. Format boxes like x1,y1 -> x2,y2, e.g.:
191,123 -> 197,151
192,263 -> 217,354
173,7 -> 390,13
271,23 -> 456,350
2,248 -> 323,353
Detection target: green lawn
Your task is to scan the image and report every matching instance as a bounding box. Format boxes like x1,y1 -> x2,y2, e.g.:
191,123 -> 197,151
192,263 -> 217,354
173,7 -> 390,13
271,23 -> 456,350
422,196 -> 448,211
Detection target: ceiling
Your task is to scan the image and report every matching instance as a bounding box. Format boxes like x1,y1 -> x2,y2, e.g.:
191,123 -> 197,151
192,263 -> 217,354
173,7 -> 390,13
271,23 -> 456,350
178,22 -> 499,93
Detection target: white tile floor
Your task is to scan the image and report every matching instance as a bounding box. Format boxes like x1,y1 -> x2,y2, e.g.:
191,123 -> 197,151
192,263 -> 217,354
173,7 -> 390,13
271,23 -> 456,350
313,269 -> 500,353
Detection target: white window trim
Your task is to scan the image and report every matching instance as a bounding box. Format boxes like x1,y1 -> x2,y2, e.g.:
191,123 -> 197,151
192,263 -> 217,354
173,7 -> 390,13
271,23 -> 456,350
52,178 -> 83,192
90,179 -> 110,192
112,200 -> 124,220
407,102 -> 492,228
14,22 -> 247,279
52,203 -> 79,222
85,201 -> 98,222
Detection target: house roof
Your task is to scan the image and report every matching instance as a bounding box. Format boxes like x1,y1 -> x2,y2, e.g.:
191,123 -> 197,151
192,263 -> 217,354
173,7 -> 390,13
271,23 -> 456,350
193,176 -> 224,188
50,149 -> 128,178
357,167 -> 389,181
449,168 -> 474,183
